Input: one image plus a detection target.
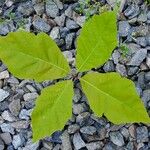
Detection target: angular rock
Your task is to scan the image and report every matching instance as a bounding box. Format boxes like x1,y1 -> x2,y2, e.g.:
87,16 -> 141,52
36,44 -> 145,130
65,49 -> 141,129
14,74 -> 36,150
65,33 -> 75,49
116,64 -> 127,76
145,72 -> 150,81
17,1 -> 34,16
0,132 -> 12,145
54,14 -> 66,27
11,120 -> 29,129
19,109 -> 31,120
68,124 -> 80,134
73,103 -> 87,115
33,17 -> 51,33
73,133 -> 85,150
23,140 -> 39,150
1,110 -> 16,122
12,134 -> 25,149
0,138 -> 4,150
0,23 -> 10,35
50,27 -> 60,40
136,126 -> 148,143
23,92 -> 38,101
0,70 -> 9,80
86,141 -> 103,150
136,37 -> 147,47
61,131 -> 72,150
119,21 -> 131,37
0,123 -> 15,134
110,131 -> 125,146
9,99 -> 21,116
0,89 -> 9,102
34,3 -> 44,15
127,49 -> 147,66
80,126 -> 96,135
103,61 -> 115,72
124,4 -> 140,19
46,0 -> 59,18
63,51 -> 74,64
66,19 -> 79,30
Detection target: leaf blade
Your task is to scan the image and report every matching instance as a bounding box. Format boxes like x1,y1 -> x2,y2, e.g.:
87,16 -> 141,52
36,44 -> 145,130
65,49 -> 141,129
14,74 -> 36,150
31,80 -> 74,141
0,31 -> 70,82
76,11 -> 118,72
80,72 -> 150,124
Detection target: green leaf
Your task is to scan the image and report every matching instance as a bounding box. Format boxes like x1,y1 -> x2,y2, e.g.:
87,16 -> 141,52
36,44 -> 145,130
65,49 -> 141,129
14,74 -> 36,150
0,31 -> 70,82
76,11 -> 118,72
80,72 -> 150,124
31,80 -> 73,141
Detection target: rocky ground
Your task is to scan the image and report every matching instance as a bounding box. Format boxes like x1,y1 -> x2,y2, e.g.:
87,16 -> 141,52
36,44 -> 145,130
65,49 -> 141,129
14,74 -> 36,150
0,0 -> 150,149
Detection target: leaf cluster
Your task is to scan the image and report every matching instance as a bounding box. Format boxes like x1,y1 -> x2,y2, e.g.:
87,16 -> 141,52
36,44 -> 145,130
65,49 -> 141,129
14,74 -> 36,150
0,11 -> 149,142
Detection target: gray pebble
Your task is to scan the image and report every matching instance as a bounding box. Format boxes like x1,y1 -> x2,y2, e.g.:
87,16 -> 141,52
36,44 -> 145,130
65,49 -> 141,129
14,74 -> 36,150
73,103 -> 87,115
23,92 -> 38,101
73,133 -> 85,150
110,131 -> 125,146
66,19 -> 79,30
76,112 -> 90,126
119,21 -> 131,37
145,72 -> 150,81
46,0 -> 59,18
1,110 -> 16,122
142,89 -> 150,106
80,126 -> 96,135
9,99 -> 21,116
137,12 -> 147,22
146,36 -> 150,46
86,141 -> 103,150
147,11 -> 150,20
0,132 -> 12,145
17,1 -> 34,16
0,70 -> 9,80
0,89 -> 9,102
33,17 -> 51,33
68,124 -> 80,134
50,27 -> 60,40
136,37 -> 147,47
11,120 -> 29,129
136,126 -> 148,143
103,61 -> 115,72
34,3 -> 44,15
65,33 -> 75,49
127,66 -> 139,76
116,64 -> 127,76
19,109 -> 31,120
0,23 -> 10,35
124,5 -> 140,19
127,49 -> 147,66
54,14 -> 66,27
0,123 -> 15,134
0,138 -> 4,150
61,131 -> 72,150
73,88 -> 81,103
23,140 -> 39,150
12,134 -> 25,149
